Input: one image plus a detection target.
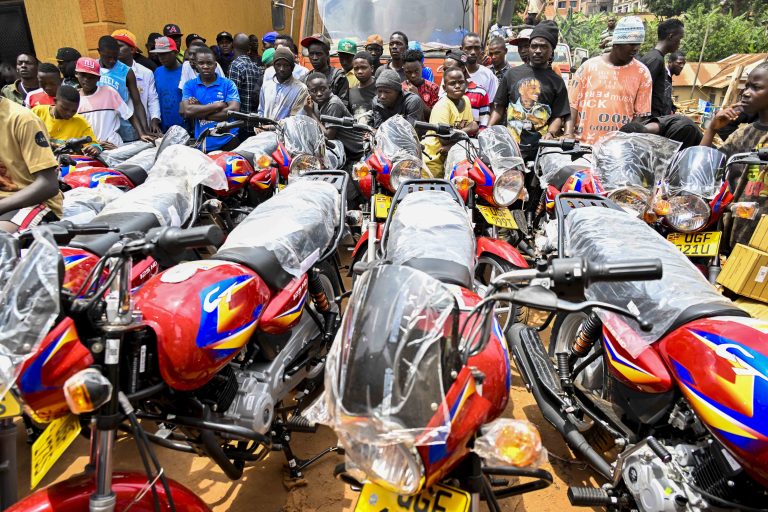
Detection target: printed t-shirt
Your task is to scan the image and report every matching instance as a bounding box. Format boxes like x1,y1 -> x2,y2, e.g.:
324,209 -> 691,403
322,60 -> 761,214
402,80 -> 440,111
423,95 -> 474,178
99,60 -> 131,102
178,60 -> 224,89
469,65 -> 498,106
154,65 -> 184,131
349,83 -> 376,125
77,86 -> 133,146
32,105 -> 97,148
25,88 -> 55,108
182,75 -> 240,151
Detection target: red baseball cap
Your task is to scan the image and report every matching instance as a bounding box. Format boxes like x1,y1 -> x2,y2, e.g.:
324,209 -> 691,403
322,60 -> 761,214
75,57 -> 101,76
150,36 -> 178,53
112,29 -> 138,49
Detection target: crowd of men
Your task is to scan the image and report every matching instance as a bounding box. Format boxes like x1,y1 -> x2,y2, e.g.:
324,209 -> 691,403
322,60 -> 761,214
0,16 -> 766,240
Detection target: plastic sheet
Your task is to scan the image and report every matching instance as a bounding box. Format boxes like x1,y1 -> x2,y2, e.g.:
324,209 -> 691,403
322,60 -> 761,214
0,232 -> 18,287
537,151 -> 592,188
375,115 -> 422,162
478,126 -> 525,173
156,125 -> 191,153
324,263 -> 457,445
473,418 -> 546,468
235,131 -> 279,158
565,207 -> 733,353
98,145 -> 227,227
218,179 -> 340,276
114,146 -> 157,175
101,140 -> 154,167
386,190 -> 475,275
62,184 -> 125,223
280,116 -> 327,165
0,228 -> 60,401
662,146 -> 725,199
592,132 -> 681,192
444,140 -> 476,178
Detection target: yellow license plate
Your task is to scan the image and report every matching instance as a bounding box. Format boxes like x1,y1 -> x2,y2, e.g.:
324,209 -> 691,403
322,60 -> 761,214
477,205 -> 518,229
0,392 -> 21,419
30,414 -> 81,489
374,194 -> 392,219
355,483 -> 470,512
667,231 -> 721,257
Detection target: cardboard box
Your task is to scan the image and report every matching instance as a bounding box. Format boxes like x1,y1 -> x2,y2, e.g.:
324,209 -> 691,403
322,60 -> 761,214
717,244 -> 768,303
734,298 -> 768,320
749,215 -> 768,253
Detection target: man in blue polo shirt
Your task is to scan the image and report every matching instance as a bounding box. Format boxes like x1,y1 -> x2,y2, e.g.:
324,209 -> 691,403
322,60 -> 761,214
180,46 -> 240,151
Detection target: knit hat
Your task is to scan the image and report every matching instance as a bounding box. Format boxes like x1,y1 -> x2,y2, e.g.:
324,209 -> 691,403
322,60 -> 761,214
273,47 -> 295,65
262,48 -> 275,66
337,38 -> 357,55
75,57 -> 100,76
376,69 -> 402,91
530,20 -> 558,50
612,16 -> 645,45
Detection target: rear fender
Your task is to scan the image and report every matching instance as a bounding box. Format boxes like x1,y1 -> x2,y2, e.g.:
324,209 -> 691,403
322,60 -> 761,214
477,237 -> 529,269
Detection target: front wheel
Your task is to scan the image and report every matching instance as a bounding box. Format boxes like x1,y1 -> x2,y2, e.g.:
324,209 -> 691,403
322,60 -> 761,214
475,254 -> 529,331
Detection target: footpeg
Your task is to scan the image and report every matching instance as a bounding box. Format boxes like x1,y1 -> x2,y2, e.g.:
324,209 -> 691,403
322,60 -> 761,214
568,486 -> 616,507
286,414 -> 317,433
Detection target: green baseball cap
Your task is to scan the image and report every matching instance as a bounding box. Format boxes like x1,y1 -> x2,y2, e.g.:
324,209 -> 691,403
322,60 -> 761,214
337,38 -> 357,55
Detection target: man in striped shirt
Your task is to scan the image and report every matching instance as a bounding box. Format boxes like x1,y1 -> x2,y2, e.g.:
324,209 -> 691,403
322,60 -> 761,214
229,33 -> 264,140
443,50 -> 490,129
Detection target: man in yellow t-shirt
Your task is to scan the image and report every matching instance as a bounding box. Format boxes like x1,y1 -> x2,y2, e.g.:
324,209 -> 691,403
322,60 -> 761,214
32,85 -> 100,156
423,66 -> 479,178
0,96 -> 61,232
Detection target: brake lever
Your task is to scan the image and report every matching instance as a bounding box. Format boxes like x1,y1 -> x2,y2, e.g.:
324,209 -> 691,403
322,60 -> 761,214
557,299 -> 653,332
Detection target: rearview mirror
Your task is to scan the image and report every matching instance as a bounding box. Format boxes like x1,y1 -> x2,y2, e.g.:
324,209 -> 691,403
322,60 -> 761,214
271,1 -> 286,30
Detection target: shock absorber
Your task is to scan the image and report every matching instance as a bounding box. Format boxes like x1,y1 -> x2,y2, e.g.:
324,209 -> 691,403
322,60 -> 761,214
308,268 -> 331,313
571,312 -> 602,358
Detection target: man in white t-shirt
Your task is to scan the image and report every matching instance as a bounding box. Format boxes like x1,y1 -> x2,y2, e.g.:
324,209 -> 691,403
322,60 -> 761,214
75,58 -> 135,147
112,29 -> 162,135
461,32 -> 498,105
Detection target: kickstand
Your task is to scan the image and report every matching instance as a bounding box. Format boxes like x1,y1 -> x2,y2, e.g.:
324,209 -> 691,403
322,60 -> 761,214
282,438 -> 344,479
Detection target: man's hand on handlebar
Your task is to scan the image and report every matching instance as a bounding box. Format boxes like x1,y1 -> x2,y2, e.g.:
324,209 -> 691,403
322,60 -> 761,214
82,145 -> 101,157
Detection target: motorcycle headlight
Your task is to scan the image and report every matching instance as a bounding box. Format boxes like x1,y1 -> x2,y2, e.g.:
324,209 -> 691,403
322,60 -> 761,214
390,158 -> 424,191
607,186 -> 650,217
666,194 -> 710,233
289,154 -> 322,177
338,431 -> 424,495
255,154 -> 272,168
493,169 -> 524,207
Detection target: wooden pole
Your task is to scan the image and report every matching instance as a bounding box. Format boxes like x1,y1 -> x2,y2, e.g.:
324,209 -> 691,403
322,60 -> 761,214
690,21 -> 711,100
721,64 -> 745,107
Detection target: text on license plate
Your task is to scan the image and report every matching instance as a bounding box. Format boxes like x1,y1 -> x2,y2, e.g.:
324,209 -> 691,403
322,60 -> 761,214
31,414 -> 81,489
667,231 -> 721,257
0,392 -> 21,419
477,205 -> 518,229
374,194 -> 392,219
355,482 -> 470,512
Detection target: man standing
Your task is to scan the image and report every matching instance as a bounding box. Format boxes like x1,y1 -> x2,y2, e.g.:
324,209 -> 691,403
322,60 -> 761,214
375,32 -> 408,82
490,21 -> 570,158
113,29 -> 162,135
349,51 -> 376,125
338,39 -> 359,88
640,19 -> 684,117
487,36 -> 510,82
567,16 -> 651,145
301,34 -> 349,107
145,33 -> 163,68
25,64 -> 61,108
56,47 -> 81,88
510,29 -> 532,65
2,54 -> 38,105
152,37 -> 184,132
667,51 -> 686,113
262,32 -> 278,51
263,36 -> 310,82
248,35 -> 262,64
229,33 -> 263,140
181,47 -> 240,151
163,23 -> 184,64
462,32 -> 498,104
371,68 -> 423,128
599,16 -> 617,53
258,47 -> 308,121
365,34 -> 385,71
444,50 -> 491,129
402,49 -> 439,120
213,32 -> 236,75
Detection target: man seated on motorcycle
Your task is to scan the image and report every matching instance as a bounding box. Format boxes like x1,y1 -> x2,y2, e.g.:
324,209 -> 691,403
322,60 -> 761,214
32,85 -> 100,157
702,62 -> 768,251
371,68 -> 424,128
0,95 -> 61,232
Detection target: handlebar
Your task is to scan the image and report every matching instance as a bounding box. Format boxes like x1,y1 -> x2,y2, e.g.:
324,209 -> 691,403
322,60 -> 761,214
54,136 -> 93,155
19,221 -> 117,243
215,120 -> 244,132
320,115 -> 375,134
147,225 -> 225,253
228,111 -> 278,126
494,257 -> 663,287
414,121 -> 452,136
725,148 -> 768,168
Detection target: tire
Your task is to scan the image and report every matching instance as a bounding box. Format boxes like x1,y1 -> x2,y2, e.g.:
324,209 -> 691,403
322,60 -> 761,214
313,259 -> 342,315
475,254 -> 529,331
549,311 -> 589,358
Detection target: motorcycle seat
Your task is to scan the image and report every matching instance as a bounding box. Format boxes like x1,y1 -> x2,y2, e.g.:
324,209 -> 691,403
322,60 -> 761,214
215,246 -> 294,290
403,258 -> 473,289
69,212 -> 160,256
113,163 -> 148,187
548,165 -> 590,190
666,301 -> 749,336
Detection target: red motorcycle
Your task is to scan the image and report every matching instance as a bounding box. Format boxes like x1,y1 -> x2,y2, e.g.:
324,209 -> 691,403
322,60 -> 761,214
323,179 -> 552,510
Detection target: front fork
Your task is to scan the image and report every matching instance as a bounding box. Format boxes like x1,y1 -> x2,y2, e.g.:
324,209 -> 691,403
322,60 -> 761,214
366,170 -> 378,263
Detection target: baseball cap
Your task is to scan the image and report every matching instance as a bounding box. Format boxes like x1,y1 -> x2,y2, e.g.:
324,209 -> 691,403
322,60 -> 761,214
337,38 -> 357,55
301,33 -> 332,49
56,47 -> 81,62
273,47 -> 295,64
75,57 -> 100,76
365,34 -> 384,47
163,23 -> 182,36
445,49 -> 468,66
150,36 -> 177,53
510,28 -> 533,45
263,31 -> 278,44
112,29 -> 138,49
147,32 -> 162,46
186,33 -> 206,47
217,31 -> 234,42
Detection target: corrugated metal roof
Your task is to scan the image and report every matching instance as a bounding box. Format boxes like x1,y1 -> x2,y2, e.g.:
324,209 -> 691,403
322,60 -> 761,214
671,53 -> 768,89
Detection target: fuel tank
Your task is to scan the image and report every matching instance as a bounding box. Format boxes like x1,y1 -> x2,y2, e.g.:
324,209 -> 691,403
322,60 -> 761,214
61,166 -> 135,190
210,152 -> 254,196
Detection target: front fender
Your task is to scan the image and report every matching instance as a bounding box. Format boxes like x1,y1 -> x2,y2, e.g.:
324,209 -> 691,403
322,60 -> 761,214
477,237 -> 529,269
7,472 -> 211,512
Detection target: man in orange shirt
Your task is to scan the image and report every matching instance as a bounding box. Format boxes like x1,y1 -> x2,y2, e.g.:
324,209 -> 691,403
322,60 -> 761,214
567,16 -> 652,146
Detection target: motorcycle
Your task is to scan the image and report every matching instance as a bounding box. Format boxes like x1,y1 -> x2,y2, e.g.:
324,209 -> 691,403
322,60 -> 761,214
512,192 -> 768,510
316,179 -> 553,511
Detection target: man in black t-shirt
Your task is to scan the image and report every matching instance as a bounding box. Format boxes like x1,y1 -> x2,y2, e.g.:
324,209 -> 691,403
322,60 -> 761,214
349,52 -> 377,126
640,19 -> 684,117
489,21 -> 570,159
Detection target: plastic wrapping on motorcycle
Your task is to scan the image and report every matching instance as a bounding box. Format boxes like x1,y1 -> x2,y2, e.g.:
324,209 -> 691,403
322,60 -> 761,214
565,207 -> 733,355
538,152 -> 591,188
280,116 -> 328,165
662,145 -> 725,199
0,228 -> 60,401
114,146 -> 158,181
98,145 -> 228,226
593,132 -> 681,191
324,264 -> 457,445
472,418 -> 546,468
218,179 -> 340,276
100,140 -> 154,166
0,231 -> 18,286
61,183 -> 124,223
385,190 -> 475,286
235,130 -> 279,158
375,115 -> 422,161
444,140 -> 478,177
478,126 -> 525,172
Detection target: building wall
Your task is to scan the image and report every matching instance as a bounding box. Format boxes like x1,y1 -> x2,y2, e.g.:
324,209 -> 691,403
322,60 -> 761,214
612,0 -> 647,13
25,0 -> 87,61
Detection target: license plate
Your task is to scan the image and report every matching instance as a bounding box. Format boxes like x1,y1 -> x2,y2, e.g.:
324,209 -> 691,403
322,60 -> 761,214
30,414 -> 81,489
0,392 -> 21,419
374,194 -> 392,219
477,205 -> 518,229
667,231 -> 721,257
355,483 -> 470,512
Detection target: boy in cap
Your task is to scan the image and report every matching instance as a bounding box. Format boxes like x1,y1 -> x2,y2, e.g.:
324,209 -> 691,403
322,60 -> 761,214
365,34 -> 384,71
568,16 -> 651,145
113,29 -> 162,135
371,68 -> 423,128
75,57 -> 134,147
338,39 -> 359,88
262,35 -> 309,82
145,33 -> 163,68
163,23 -> 184,63
510,29 -> 532,64
301,33 -> 349,108
152,37 -> 184,132
56,47 -> 81,88
213,32 -> 235,75
490,20 -> 571,158
258,47 -> 308,121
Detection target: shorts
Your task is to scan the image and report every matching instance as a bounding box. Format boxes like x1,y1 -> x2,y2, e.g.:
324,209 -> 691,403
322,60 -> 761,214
0,205 -> 58,229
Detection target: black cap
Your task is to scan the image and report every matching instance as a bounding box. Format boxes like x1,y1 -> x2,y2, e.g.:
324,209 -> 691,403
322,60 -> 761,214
445,49 -> 468,66
147,32 -> 162,46
216,31 -> 234,42
163,23 -> 182,37
530,20 -> 559,50
56,47 -> 81,61
186,33 -> 206,47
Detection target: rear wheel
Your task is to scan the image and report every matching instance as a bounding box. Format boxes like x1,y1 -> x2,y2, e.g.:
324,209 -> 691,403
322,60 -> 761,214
475,254 -> 529,331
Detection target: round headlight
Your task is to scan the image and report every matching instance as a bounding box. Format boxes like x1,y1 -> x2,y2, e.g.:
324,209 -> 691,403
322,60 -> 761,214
338,432 -> 424,495
493,169 -> 524,207
607,186 -> 650,217
390,158 -> 424,191
666,194 -> 710,232
289,154 -> 322,176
